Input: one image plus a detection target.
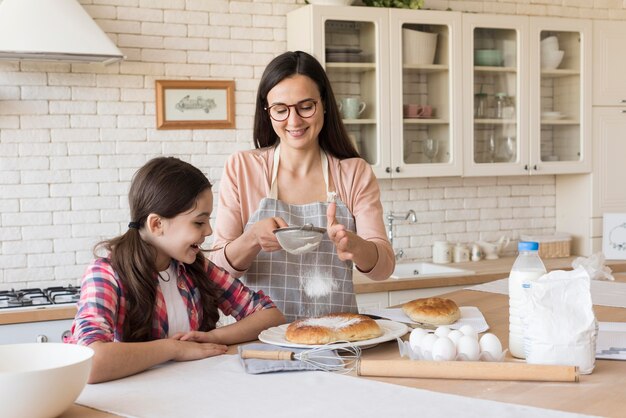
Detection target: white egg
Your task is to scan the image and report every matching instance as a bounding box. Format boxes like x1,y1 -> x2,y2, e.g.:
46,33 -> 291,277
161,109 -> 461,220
434,326 -> 451,338
409,328 -> 429,351
479,333 -> 503,361
457,335 -> 481,361
459,324 -> 478,340
431,336 -> 456,361
447,329 -> 464,346
419,333 -> 439,359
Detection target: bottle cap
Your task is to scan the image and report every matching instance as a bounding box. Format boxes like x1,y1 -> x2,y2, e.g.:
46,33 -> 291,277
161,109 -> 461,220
518,241 -> 539,251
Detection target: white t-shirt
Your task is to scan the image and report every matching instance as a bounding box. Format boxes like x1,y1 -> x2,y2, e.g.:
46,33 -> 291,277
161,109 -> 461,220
158,264 -> 190,337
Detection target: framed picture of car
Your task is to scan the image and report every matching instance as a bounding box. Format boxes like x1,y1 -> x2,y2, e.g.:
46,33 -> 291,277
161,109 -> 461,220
155,80 -> 235,129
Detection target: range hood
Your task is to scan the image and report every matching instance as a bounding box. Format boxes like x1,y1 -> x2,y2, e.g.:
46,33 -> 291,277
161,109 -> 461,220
0,0 -> 125,65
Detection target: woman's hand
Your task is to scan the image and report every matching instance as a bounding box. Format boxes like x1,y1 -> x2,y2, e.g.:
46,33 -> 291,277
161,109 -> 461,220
247,216 -> 288,252
326,202 -> 378,272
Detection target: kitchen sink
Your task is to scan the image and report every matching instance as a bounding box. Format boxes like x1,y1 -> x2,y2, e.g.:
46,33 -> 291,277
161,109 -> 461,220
390,262 -> 474,279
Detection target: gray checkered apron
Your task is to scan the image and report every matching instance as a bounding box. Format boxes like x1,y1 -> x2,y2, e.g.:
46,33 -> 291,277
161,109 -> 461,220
242,146 -> 358,322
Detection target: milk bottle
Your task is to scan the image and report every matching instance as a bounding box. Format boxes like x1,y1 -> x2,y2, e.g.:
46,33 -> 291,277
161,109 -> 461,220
508,241 -> 546,359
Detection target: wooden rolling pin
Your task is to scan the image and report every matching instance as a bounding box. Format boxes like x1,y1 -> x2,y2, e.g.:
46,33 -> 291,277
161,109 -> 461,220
358,359 -> 579,382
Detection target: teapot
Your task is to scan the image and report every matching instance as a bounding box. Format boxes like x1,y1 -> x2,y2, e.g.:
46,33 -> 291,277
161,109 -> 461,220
476,236 -> 510,260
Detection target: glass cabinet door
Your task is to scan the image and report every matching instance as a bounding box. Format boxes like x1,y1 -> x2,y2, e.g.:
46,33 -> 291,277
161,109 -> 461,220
322,14 -> 388,177
390,10 -> 462,177
463,15 -> 528,176
530,18 -> 591,174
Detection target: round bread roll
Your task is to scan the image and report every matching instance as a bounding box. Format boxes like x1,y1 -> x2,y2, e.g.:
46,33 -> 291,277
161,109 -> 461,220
285,313 -> 383,345
402,297 -> 461,325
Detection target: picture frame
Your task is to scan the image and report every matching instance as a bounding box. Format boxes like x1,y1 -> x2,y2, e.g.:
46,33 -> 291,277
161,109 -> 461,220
155,80 -> 235,130
602,213 -> 626,260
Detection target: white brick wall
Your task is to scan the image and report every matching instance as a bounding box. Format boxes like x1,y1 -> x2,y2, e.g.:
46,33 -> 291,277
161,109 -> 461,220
0,0 -> 623,289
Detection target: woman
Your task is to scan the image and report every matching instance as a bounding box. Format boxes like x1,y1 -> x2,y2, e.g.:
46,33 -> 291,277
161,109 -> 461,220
70,157 -> 285,383
210,51 -> 394,322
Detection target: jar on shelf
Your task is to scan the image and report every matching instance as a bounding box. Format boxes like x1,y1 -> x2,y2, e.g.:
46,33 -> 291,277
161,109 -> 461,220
494,92 -> 507,119
474,93 -> 488,119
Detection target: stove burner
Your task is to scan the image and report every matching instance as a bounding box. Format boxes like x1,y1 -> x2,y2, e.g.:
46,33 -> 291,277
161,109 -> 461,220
0,286 -> 79,309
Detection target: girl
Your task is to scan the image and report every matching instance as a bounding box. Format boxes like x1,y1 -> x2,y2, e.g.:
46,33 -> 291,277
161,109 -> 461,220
210,51 -> 394,322
70,157 -> 285,383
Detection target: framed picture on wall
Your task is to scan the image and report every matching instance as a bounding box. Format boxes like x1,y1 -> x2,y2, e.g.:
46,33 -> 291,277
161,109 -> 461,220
155,80 -> 235,130
602,213 -> 626,260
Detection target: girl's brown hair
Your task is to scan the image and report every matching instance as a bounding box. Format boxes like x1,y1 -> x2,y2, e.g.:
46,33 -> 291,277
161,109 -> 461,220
96,157 -> 220,342
253,50 -> 360,160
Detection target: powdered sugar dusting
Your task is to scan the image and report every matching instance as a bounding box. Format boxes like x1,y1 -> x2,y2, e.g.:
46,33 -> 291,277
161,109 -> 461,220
300,267 -> 337,298
295,316 -> 363,329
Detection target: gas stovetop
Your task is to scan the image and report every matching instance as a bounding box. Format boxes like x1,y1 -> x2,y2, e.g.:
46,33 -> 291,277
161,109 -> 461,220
0,286 -> 80,310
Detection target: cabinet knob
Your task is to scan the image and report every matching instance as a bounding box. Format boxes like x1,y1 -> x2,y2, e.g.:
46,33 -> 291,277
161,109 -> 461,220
385,167 -> 391,173
533,165 -> 538,171
621,99 -> 626,103
622,110 -> 626,113
395,167 -> 400,173
524,164 -> 529,171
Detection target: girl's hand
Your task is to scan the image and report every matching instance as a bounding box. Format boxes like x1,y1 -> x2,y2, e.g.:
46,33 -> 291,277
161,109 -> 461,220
248,216 -> 288,252
326,202 -> 377,272
171,339 -> 228,362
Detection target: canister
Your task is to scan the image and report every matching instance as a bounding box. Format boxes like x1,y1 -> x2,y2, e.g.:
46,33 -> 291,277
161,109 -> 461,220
432,241 -> 452,264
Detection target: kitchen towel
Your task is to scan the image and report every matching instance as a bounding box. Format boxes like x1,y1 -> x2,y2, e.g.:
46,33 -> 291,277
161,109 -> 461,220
466,278 -> 626,309
76,354 -> 594,418
238,342 -> 343,374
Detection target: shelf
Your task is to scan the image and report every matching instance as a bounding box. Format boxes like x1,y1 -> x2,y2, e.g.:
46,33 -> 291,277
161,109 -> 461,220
402,64 -> 449,73
541,119 -> 579,125
326,62 -> 376,72
541,68 -> 580,77
342,118 -> 376,125
474,66 -> 516,73
474,118 -> 517,124
404,118 -> 448,124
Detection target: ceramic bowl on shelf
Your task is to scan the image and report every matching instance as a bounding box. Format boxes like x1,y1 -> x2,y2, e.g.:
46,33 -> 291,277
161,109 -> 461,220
540,36 -> 559,52
474,49 -> 503,66
541,50 -> 564,69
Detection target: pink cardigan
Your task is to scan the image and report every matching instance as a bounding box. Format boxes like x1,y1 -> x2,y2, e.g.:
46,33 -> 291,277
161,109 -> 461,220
210,147 -> 394,281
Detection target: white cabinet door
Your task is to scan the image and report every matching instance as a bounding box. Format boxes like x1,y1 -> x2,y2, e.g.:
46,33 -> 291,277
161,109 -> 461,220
288,5 -> 462,179
287,5 -> 390,177
592,107 -> 626,216
593,20 -> 626,106
388,285 -> 467,306
529,17 -> 592,175
388,9 -> 463,178
356,291 -> 389,311
463,14 -> 591,177
462,13 -> 529,177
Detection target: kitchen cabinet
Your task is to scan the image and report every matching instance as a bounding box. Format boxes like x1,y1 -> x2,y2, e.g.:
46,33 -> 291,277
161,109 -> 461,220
355,285 -> 466,310
287,5 -> 463,178
556,20 -> 626,256
592,20 -> 626,106
463,15 -> 592,176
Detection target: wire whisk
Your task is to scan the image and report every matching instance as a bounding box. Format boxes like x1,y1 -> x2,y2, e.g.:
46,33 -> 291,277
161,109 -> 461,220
241,341 -> 361,374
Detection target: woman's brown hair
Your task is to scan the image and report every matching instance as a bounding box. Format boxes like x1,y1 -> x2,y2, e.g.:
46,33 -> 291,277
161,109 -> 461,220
95,157 -> 220,342
253,50 -> 360,160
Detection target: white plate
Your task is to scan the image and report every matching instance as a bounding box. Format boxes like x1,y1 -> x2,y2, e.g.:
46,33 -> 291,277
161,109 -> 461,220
258,319 -> 409,350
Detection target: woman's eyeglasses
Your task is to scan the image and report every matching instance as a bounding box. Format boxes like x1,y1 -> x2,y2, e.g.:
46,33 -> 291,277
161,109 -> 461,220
265,100 -> 318,122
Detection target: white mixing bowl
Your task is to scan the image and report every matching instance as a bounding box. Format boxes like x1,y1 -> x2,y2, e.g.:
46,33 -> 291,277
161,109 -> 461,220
0,343 -> 94,418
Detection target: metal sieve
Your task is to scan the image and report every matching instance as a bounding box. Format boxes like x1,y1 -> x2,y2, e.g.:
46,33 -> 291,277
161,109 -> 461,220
273,224 -> 326,255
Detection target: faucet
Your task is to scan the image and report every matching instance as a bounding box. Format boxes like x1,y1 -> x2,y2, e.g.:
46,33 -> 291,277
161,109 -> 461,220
386,210 -> 417,260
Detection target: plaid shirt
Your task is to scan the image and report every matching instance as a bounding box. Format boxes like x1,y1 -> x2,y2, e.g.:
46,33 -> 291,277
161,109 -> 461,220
70,258 -> 275,345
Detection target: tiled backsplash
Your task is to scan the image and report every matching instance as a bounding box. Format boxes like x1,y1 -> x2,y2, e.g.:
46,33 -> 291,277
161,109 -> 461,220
0,0 -> 622,289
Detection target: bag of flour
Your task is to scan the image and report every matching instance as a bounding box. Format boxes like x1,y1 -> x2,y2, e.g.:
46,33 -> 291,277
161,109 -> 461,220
524,267 -> 598,374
